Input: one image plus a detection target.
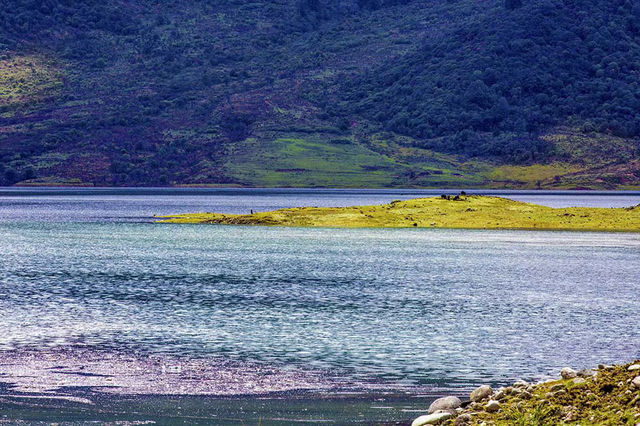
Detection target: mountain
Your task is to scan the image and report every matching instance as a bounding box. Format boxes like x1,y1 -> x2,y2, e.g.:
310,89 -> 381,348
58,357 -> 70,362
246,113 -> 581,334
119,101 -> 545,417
1,0 -> 639,188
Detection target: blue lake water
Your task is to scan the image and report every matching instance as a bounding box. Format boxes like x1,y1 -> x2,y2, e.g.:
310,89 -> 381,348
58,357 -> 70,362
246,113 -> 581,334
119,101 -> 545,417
1,188 -> 639,424
1,187 -> 639,223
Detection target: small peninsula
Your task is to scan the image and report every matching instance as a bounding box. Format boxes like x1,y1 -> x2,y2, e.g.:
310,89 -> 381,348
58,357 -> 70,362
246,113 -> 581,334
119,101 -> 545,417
158,195 -> 640,232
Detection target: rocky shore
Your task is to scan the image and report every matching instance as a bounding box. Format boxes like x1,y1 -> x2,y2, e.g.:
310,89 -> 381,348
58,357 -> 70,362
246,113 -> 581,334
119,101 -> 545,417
412,362 -> 640,425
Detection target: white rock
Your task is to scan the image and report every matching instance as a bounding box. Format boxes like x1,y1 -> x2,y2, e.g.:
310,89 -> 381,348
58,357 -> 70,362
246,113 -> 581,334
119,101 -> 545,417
632,376 -> 640,388
470,385 -> 494,402
411,411 -> 453,426
485,400 -> 500,413
427,396 -> 462,414
561,367 -> 578,379
513,379 -> 529,387
628,364 -> 640,371
573,377 -> 586,385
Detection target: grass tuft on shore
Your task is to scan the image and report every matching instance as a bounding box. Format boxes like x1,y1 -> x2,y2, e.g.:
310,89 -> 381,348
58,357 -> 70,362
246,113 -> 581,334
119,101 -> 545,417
452,362 -> 640,425
157,195 -> 640,232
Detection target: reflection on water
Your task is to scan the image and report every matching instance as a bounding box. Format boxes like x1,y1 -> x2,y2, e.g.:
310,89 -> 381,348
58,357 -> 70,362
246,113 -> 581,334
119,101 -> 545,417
0,381 -> 435,425
2,221 -> 639,393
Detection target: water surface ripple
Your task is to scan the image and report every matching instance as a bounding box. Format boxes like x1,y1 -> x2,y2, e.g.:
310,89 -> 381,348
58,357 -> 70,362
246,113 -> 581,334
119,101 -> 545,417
2,211 -> 639,393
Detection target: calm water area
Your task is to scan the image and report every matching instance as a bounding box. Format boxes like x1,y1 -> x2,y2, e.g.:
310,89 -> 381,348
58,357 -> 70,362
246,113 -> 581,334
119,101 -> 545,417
1,188 -> 639,424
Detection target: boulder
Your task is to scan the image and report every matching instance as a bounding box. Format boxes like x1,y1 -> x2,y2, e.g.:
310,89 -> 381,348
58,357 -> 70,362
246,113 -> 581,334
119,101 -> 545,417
485,400 -> 500,413
632,376 -> 640,388
577,369 -> 596,377
412,411 -> 453,426
561,367 -> 578,379
470,385 -> 493,402
493,390 -> 506,401
427,396 -> 462,414
573,377 -> 586,385
513,379 -> 529,387
628,364 -> 640,371
454,413 -> 472,425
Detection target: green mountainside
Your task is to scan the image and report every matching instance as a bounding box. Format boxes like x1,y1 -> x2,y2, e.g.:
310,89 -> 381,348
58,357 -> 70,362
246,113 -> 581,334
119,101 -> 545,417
0,0 -> 639,188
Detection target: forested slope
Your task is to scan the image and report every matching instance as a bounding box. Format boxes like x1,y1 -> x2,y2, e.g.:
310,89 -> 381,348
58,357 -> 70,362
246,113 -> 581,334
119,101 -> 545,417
1,0 -> 639,188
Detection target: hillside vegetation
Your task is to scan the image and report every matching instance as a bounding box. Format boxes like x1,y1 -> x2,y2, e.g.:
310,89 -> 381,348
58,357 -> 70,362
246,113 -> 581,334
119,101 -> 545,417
1,0 -> 639,187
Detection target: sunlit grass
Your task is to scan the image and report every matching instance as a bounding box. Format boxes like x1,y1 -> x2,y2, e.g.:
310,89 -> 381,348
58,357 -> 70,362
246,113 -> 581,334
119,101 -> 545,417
0,55 -> 62,107
159,195 -> 640,232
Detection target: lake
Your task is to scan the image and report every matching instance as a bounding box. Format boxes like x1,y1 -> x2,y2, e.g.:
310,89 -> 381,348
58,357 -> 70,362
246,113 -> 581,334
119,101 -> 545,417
1,188 -> 639,424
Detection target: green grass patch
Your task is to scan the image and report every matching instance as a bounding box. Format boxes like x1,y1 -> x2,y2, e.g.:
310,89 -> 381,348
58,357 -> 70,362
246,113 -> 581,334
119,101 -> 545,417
486,163 -> 583,186
0,55 -> 62,107
224,136 -> 405,187
159,195 -> 640,232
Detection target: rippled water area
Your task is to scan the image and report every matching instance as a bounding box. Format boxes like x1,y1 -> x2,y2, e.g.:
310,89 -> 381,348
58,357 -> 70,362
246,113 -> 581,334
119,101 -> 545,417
1,188 -> 639,424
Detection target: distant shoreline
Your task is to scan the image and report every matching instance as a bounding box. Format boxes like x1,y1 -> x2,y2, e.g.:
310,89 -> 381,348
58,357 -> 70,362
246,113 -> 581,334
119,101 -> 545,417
9,182 -> 640,191
158,195 -> 640,232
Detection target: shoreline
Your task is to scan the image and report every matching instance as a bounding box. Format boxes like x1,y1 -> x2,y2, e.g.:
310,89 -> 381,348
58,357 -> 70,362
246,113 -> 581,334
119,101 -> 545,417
157,195 -> 640,232
8,182 -> 640,191
412,361 -> 640,425
2,356 -> 638,425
